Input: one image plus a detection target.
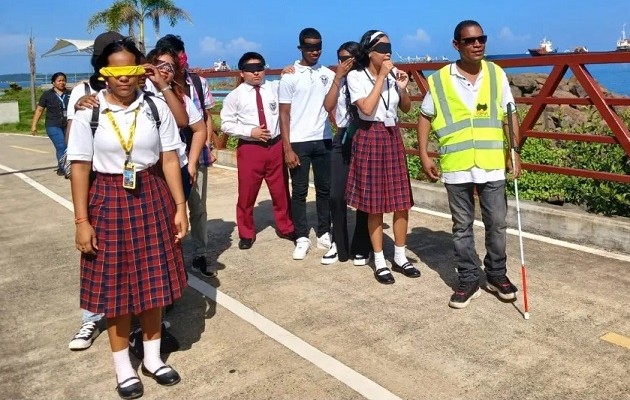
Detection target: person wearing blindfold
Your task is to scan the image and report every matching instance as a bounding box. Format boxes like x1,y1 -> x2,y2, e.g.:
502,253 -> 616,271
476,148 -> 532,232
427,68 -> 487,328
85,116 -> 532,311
417,20 -> 521,309
67,38 -> 188,398
220,52 -> 295,251
320,41 -> 372,266
279,28 -> 336,261
345,30 -> 418,285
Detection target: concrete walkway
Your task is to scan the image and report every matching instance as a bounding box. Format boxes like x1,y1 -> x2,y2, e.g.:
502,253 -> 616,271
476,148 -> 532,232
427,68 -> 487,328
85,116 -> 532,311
0,133 -> 628,400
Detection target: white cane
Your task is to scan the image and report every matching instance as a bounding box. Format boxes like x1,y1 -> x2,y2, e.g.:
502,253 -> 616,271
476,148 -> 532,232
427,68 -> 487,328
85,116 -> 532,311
507,102 -> 530,320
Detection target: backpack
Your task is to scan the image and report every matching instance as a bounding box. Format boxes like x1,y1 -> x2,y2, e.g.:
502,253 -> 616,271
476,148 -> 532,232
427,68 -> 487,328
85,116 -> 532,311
63,91 -> 161,179
189,73 -> 206,112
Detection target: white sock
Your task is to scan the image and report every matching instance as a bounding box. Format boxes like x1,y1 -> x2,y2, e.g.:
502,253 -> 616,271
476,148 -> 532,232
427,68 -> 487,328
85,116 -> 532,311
373,251 -> 388,274
142,338 -> 170,376
112,347 -> 138,387
394,245 -> 409,267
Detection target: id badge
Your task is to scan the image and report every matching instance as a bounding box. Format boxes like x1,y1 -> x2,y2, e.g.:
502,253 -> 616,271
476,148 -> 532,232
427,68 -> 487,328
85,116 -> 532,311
122,162 -> 136,189
63,110 -> 67,118
384,116 -> 396,127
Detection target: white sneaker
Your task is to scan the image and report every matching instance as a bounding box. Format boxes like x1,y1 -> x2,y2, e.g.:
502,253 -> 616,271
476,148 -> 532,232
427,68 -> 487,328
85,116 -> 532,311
353,253 -> 371,266
293,237 -> 311,260
321,243 -> 338,265
68,320 -> 101,351
317,232 -> 332,249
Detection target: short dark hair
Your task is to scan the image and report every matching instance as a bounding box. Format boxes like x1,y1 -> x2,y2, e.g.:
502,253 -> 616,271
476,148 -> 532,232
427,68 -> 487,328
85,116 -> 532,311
238,52 -> 265,70
454,20 -> 483,41
299,28 -> 321,45
50,72 -> 66,83
155,34 -> 186,53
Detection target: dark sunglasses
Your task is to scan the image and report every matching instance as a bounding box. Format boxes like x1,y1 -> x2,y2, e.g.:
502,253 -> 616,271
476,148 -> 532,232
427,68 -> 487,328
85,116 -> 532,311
338,55 -> 353,62
459,35 -> 488,46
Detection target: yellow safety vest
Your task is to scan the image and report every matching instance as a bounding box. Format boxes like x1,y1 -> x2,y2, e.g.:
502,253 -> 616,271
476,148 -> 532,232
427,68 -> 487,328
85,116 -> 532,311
427,60 -> 506,172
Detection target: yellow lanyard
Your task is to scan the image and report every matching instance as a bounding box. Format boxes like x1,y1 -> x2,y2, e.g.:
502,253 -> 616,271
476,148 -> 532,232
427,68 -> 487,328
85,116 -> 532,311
105,108 -> 140,161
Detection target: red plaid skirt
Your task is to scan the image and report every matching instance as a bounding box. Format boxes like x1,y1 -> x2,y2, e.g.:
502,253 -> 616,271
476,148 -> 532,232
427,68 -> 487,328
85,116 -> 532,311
80,167 -> 187,318
345,122 -> 413,214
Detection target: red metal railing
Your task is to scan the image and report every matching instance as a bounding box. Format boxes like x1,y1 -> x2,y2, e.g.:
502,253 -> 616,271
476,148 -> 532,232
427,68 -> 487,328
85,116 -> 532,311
194,52 -> 630,183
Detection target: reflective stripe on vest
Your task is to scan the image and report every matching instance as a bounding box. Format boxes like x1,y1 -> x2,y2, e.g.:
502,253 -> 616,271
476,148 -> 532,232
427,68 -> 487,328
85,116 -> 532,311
428,60 -> 506,172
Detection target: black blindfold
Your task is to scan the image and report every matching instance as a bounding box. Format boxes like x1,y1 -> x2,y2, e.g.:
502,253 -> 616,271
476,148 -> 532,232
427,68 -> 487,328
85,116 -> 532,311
300,42 -> 322,52
241,63 -> 265,73
371,42 -> 392,54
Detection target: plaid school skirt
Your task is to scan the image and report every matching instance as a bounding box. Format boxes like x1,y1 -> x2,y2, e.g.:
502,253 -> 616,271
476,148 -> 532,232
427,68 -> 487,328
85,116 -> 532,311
80,167 -> 187,318
345,122 -> 413,214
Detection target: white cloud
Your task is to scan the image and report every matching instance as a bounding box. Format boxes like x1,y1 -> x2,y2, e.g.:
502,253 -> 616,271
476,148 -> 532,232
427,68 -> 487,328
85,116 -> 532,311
402,29 -> 431,47
498,27 -> 530,42
199,36 -> 260,57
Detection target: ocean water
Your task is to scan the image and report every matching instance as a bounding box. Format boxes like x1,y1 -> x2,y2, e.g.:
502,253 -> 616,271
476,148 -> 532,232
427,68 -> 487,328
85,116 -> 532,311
2,64 -> 629,96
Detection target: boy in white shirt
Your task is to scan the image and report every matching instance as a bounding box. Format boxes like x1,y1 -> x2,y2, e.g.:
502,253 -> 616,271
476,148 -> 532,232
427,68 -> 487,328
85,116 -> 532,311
279,28 -> 335,260
221,52 -> 294,249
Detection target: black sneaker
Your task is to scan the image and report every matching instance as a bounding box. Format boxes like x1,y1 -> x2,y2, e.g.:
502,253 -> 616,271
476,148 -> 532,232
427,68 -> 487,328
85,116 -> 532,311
192,256 -> 215,277
486,275 -> 518,301
129,321 -> 180,360
449,281 -> 481,309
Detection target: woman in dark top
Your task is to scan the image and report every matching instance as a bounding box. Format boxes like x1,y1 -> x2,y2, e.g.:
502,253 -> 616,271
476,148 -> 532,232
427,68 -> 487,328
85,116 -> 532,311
31,72 -> 70,176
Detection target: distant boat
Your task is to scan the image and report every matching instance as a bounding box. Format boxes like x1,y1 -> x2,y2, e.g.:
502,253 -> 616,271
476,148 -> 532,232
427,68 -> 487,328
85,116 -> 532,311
395,51 -> 434,63
564,46 -> 589,53
528,38 -> 557,56
617,24 -> 630,51
212,60 -> 231,72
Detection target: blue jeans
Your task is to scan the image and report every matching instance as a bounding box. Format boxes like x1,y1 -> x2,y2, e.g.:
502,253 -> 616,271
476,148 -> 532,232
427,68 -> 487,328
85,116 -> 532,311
289,139 -> 332,239
445,180 -> 507,283
45,126 -> 67,169
81,309 -> 104,323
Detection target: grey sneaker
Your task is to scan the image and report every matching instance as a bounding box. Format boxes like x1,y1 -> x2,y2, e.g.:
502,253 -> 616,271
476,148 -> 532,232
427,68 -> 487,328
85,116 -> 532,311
68,320 -> 101,350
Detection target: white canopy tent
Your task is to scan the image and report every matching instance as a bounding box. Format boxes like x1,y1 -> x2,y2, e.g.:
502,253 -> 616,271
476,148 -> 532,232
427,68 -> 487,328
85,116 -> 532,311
41,38 -> 94,57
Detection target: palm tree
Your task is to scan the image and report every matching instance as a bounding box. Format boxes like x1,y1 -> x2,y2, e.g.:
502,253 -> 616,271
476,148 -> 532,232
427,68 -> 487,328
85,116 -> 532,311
87,0 -> 192,52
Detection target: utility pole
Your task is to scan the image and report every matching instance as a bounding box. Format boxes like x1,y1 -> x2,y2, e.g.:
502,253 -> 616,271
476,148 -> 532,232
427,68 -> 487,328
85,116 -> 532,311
28,30 -> 36,111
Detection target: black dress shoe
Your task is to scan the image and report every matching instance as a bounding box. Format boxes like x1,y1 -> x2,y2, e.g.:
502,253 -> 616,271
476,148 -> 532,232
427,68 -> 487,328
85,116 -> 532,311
116,377 -> 143,399
276,230 -> 296,242
238,238 -> 254,250
141,364 -> 181,386
374,267 -> 395,284
392,261 -> 421,278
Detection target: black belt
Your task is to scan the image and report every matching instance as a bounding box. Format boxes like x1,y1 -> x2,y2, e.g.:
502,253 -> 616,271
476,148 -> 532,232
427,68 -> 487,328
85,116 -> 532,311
238,135 -> 281,148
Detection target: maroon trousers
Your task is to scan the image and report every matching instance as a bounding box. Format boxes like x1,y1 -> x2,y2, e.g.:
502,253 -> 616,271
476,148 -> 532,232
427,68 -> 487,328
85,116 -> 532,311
236,139 -> 293,240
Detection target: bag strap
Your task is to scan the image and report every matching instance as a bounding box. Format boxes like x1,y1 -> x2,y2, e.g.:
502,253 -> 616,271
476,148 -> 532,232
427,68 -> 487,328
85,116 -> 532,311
143,93 -> 162,130
190,73 -> 206,111
90,105 -> 99,136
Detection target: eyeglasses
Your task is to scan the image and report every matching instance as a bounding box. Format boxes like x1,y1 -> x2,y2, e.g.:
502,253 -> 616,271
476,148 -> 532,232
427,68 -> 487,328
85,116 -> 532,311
459,35 -> 488,46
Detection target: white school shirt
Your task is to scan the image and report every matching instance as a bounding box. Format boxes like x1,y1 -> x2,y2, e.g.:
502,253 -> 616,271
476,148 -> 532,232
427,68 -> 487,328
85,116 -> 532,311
420,63 -> 515,184
220,80 -> 280,140
67,90 -> 183,173
347,69 -> 400,122
335,78 -> 349,128
155,92 -> 201,167
67,81 -> 95,121
278,61 -> 335,143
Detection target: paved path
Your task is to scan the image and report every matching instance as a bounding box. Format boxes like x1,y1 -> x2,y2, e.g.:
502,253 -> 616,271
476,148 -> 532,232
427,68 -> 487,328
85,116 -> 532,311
0,133 -> 628,400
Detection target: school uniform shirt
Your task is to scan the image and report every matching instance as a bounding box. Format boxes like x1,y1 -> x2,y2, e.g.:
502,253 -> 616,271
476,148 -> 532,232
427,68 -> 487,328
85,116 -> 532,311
220,80 -> 280,140
67,90 -> 183,173
347,69 -> 399,122
67,81 -> 94,121
184,70 -> 215,167
278,61 -> 335,143
38,88 -> 70,127
420,63 -> 514,185
155,92 -> 201,168
335,78 -> 349,129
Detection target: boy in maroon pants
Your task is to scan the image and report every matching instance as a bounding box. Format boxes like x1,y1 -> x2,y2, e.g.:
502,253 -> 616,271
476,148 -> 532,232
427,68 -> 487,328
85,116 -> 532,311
221,52 -> 294,249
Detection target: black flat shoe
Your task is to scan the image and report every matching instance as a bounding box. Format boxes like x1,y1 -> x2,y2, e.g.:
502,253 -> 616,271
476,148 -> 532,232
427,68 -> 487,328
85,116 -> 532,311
238,238 -> 254,250
141,364 -> 181,386
116,377 -> 143,399
392,261 -> 421,278
374,267 -> 395,284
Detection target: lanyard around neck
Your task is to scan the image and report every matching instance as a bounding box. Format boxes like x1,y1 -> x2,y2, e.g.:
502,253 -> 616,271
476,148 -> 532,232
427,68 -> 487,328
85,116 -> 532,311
105,108 -> 140,158
55,91 -> 67,110
364,70 -> 390,110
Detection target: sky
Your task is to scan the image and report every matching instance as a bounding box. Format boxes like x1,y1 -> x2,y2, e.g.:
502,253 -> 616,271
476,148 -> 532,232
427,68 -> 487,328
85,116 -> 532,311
1,0 -> 630,75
